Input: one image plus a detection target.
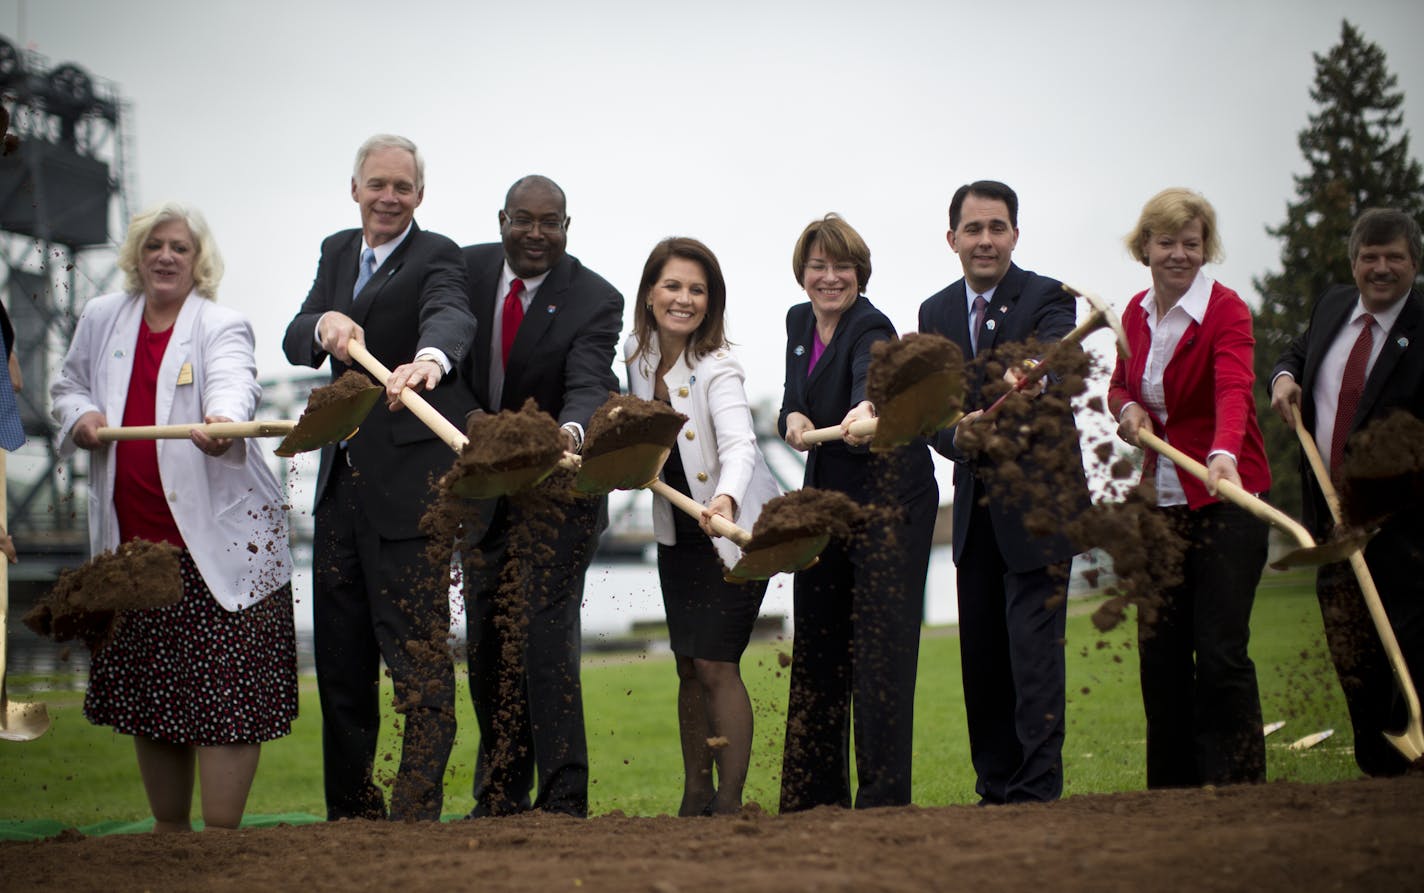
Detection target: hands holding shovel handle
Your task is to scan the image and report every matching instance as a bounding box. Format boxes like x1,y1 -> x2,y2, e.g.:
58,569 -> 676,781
1285,403 -> 1424,762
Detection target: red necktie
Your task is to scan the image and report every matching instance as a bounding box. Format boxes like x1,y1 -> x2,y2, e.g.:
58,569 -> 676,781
969,294 -> 988,355
501,278 -> 525,368
1331,314 -> 1374,473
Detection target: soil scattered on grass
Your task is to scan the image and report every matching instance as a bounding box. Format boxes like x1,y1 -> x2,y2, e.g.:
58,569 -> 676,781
583,394 -> 686,459
1338,410 -> 1424,528
302,370 -> 377,415
22,540 -> 183,652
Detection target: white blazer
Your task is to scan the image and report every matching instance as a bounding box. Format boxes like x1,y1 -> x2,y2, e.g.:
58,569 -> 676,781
624,335 -> 781,570
52,291 -> 293,611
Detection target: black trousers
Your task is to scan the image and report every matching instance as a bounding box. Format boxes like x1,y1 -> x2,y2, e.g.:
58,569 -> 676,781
956,494 -> 1069,804
779,487 -> 937,811
464,494 -> 600,817
1140,501 -> 1267,789
313,457 -> 456,821
1316,517 -> 1424,777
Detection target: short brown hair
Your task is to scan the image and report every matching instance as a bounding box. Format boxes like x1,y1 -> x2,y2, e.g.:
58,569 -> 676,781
792,213 -> 872,293
630,237 -> 729,369
1349,208 -> 1422,265
1123,188 -> 1224,266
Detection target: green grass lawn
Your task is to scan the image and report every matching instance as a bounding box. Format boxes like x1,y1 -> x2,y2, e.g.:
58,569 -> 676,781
0,569 -> 1359,827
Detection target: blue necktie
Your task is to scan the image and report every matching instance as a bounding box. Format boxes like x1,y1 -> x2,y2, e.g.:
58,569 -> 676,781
352,247 -> 376,301
0,332 -> 25,451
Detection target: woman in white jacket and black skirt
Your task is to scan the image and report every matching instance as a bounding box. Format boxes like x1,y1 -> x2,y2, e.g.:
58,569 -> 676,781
625,237 -> 781,816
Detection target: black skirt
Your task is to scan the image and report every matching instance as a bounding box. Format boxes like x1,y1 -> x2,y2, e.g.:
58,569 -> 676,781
84,550 -> 299,746
656,441 -> 768,662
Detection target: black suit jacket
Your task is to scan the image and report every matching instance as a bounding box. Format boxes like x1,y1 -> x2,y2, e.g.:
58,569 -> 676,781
462,243 -> 622,424
283,223 -> 479,540
919,263 -> 1087,572
1272,285 -> 1424,537
777,296 -> 935,506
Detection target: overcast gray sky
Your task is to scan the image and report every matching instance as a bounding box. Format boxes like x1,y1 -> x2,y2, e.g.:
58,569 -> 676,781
5,0 -> 1422,427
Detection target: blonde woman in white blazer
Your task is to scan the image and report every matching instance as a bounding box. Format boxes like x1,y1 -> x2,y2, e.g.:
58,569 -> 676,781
50,203 -> 296,832
626,237 -> 781,816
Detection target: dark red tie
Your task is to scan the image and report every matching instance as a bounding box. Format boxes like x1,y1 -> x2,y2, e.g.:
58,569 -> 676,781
1331,314 -> 1374,473
501,278 -> 525,368
969,294 -> 988,355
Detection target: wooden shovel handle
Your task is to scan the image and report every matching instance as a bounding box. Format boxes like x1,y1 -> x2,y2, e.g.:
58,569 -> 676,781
646,479 -> 752,548
801,417 -> 878,446
1289,403 -> 1423,743
1137,428 -> 1315,548
347,341 -> 468,454
97,420 -> 297,442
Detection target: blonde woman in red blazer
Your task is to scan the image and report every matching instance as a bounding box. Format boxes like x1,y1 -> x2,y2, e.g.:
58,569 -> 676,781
1108,188 -> 1271,789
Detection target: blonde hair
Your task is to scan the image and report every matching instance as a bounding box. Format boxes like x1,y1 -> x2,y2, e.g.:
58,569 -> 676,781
117,202 -> 224,299
1124,188 -> 1224,266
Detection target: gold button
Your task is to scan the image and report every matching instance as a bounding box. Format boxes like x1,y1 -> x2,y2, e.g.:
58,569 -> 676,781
685,430 -> 695,441
678,387 -> 689,397
696,472 -> 708,482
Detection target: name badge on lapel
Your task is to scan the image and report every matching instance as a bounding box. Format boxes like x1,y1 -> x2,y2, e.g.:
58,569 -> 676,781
176,362 -> 194,386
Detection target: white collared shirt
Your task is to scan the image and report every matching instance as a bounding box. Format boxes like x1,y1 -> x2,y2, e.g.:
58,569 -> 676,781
1311,292 -> 1407,464
1137,271 -> 1213,506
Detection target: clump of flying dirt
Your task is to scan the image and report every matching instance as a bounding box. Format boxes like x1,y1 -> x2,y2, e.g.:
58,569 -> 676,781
583,393 -> 686,460
748,488 -> 862,549
866,332 -> 964,418
1064,486 -> 1188,633
23,540 -> 183,651
1338,410 -> 1424,529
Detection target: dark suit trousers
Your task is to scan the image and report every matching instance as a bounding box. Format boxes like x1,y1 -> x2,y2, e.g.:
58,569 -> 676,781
779,489 -> 936,811
955,486 -> 1069,804
1316,517 -> 1424,777
465,494 -> 599,817
1139,502 -> 1267,789
313,457 -> 456,822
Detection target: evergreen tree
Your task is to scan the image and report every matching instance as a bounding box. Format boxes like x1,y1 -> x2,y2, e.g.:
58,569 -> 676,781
1254,19 -> 1424,517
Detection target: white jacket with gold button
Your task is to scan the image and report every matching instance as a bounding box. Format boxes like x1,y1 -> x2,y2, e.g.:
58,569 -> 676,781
624,335 -> 781,570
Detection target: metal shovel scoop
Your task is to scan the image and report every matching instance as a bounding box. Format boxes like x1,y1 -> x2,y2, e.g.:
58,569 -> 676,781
1,451 -> 50,742
802,333 -> 966,450
1137,429 -> 1372,569
1289,404 -> 1423,761
573,398 -> 829,580
346,341 -> 571,498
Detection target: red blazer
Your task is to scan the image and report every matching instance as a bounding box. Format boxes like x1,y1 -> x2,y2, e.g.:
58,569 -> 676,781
1108,280 -> 1271,509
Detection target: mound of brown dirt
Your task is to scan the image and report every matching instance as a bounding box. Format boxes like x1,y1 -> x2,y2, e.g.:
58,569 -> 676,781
22,540 -> 182,651
583,394 -> 686,459
4,777 -> 1422,892
748,488 -> 862,550
1339,410 -> 1424,528
866,333 -> 964,413
302,370 -> 377,415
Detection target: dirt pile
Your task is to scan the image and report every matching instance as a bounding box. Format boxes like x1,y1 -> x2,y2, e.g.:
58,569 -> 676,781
748,488 -> 861,550
302,370 -> 377,415
1339,410 -> 1424,528
582,394 -> 686,460
22,540 -> 183,651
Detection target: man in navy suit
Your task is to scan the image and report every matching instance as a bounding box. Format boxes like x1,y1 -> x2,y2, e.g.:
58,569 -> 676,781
284,134 -> 478,821
1270,208 -> 1424,777
918,180 -> 1088,803
459,175 -> 622,817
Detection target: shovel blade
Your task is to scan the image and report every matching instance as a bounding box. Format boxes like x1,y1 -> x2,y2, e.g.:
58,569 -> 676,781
872,369 -> 964,452
1269,529 -> 1376,570
448,463 -> 559,499
1384,724 -> 1424,762
575,444 -> 671,495
0,701 -> 52,742
728,533 -> 830,581
273,386 -> 383,457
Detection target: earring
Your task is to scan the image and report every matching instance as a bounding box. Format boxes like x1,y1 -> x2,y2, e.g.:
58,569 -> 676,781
645,304 -> 653,311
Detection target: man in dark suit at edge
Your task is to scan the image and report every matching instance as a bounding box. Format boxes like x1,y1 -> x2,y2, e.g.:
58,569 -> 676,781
918,180 -> 1089,804
460,175 -> 623,817
1270,207 -> 1424,777
283,133 -> 478,821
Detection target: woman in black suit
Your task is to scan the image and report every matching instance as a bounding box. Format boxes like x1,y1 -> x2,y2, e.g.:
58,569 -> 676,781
777,214 -> 939,810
